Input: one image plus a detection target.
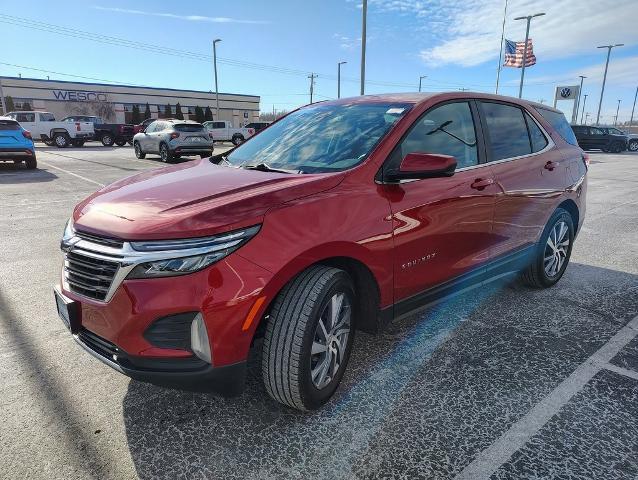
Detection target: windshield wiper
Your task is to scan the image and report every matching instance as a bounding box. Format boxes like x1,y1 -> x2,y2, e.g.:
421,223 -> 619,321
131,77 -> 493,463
242,163 -> 300,174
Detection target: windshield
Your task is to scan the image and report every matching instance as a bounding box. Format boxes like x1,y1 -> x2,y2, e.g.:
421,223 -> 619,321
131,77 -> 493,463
226,102 -> 410,173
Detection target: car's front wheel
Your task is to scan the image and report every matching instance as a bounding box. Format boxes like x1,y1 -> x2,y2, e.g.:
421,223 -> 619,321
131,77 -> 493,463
232,135 -> 244,146
522,208 -> 574,288
53,133 -> 70,148
159,143 -> 173,163
262,265 -> 356,411
101,134 -> 114,147
115,140 -> 127,147
133,141 -> 146,159
628,139 -> 638,152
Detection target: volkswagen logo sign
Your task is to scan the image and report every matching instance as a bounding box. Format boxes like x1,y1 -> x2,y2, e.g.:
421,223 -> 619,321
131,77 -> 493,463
560,87 -> 572,98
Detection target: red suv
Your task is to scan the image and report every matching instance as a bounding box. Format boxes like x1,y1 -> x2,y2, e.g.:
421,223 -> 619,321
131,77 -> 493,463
55,93 -> 587,410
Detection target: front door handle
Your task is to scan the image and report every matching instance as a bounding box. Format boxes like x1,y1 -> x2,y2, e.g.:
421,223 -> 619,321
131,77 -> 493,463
470,178 -> 494,190
544,161 -> 560,171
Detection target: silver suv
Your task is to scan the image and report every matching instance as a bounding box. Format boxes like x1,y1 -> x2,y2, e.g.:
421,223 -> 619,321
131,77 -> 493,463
133,119 -> 214,162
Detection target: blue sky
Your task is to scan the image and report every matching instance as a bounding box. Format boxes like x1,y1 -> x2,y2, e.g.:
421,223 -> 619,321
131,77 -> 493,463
1,0 -> 637,123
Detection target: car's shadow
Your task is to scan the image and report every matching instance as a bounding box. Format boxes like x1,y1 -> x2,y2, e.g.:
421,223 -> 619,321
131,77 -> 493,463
122,263 -> 638,479
0,162 -> 57,183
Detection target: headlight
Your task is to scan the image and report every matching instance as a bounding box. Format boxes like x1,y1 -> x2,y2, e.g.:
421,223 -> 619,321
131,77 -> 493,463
127,225 -> 260,279
60,217 -> 76,251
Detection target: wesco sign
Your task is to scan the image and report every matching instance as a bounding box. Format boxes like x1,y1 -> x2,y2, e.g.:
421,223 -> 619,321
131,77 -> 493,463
52,90 -> 108,102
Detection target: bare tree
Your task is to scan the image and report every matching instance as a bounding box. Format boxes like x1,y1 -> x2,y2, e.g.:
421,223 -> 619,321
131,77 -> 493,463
63,101 -> 116,121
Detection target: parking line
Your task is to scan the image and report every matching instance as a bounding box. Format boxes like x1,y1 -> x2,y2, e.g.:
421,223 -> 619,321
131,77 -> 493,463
602,362 -> 638,381
455,313 -> 638,480
39,161 -> 105,187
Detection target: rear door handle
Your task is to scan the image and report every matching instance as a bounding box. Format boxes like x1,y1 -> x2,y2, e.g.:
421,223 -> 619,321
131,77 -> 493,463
470,178 -> 494,190
544,161 -> 560,171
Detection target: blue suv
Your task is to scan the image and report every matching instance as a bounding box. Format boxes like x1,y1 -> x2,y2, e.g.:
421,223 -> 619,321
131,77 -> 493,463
0,116 -> 36,169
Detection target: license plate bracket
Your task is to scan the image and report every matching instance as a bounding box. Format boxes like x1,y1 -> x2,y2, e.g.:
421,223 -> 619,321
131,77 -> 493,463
54,287 -> 80,332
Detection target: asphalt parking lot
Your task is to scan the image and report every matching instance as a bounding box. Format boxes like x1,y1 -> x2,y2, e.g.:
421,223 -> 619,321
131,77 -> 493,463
1,145 -> 637,479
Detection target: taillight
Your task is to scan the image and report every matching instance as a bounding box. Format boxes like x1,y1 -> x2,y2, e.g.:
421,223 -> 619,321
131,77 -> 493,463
208,132 -> 214,139
75,122 -> 81,132
582,151 -> 590,168
22,130 -> 32,139
170,132 -> 180,140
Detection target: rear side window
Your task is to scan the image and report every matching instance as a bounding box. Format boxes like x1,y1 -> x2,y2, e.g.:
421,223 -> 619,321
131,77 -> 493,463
536,108 -> 578,146
175,123 -> 204,132
16,113 -> 35,123
389,101 -> 479,169
39,113 -> 56,122
481,102 -> 531,160
0,120 -> 20,130
524,113 -> 548,153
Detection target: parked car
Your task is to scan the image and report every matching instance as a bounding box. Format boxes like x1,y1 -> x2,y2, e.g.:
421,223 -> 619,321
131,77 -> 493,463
597,126 -> 638,152
55,93 -> 587,411
571,124 -> 628,153
61,115 -> 134,147
133,117 -> 163,135
5,111 -> 94,148
244,121 -> 271,132
132,119 -> 214,162
203,120 -> 254,145
0,116 -> 36,169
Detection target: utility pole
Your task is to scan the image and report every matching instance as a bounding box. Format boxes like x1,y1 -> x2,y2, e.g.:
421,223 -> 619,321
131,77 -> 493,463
0,76 -> 5,114
308,73 -> 316,104
585,113 -> 590,125
596,44 -> 624,125
614,99 -> 621,126
360,0 -> 367,95
495,0 -> 508,94
515,12 -> 545,99
337,61 -> 347,99
418,75 -> 427,92
574,75 -> 586,123
580,94 -> 588,124
213,39 -> 222,120
630,86 -> 637,126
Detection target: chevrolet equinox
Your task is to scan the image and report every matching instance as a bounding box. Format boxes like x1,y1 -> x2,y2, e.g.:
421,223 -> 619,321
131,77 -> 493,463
55,93 -> 587,411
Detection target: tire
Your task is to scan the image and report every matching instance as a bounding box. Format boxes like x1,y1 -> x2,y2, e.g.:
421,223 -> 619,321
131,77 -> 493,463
262,265 -> 356,411
522,208 -> 574,288
601,146 -> 609,153
133,141 -> 146,159
53,133 -> 70,148
232,135 -> 244,146
127,140 -> 133,146
200,152 -> 213,159
611,142 -> 624,153
25,155 -> 37,170
101,133 -> 114,147
71,139 -> 85,147
628,140 -> 638,152
115,140 -> 127,147
43,139 -> 55,147
159,143 -> 173,163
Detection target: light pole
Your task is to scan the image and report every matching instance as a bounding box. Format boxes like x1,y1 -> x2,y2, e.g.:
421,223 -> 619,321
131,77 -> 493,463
595,43 -> 624,125
514,12 -> 545,99
308,73 -> 316,104
0,76 -> 5,114
614,99 -> 621,126
630,86 -> 637,126
213,39 -> 222,120
585,113 -> 590,125
360,0 -> 367,95
495,0 -> 508,94
580,94 -> 588,124
418,75 -> 427,92
574,75 -> 586,123
337,61 -> 347,99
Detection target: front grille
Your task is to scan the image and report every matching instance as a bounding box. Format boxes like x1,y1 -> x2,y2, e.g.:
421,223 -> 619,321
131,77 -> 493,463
65,250 -> 119,301
75,230 -> 124,249
77,328 -> 119,359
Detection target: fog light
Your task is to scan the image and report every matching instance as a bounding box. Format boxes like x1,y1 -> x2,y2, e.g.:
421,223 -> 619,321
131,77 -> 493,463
190,313 -> 212,364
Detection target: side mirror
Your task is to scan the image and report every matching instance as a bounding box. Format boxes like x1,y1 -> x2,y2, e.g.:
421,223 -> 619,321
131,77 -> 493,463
386,152 -> 457,182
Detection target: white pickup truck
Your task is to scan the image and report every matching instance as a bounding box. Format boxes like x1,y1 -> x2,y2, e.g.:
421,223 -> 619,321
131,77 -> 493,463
5,111 -> 94,148
202,120 -> 255,146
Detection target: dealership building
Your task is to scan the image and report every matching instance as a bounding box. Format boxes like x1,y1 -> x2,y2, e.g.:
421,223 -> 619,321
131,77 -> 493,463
0,76 -> 260,126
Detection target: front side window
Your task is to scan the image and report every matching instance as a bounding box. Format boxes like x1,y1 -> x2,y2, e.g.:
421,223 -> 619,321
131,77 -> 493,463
389,101 -> 478,170
481,102 -> 531,160
590,127 -> 604,135
16,113 -> 35,123
226,102 -> 409,173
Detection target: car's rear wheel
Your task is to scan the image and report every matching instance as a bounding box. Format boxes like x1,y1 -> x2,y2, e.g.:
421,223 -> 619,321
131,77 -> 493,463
101,134 -> 114,147
627,140 -> 638,152
53,133 -> 70,148
610,141 -> 624,153
115,140 -> 127,147
522,208 -> 574,288
133,141 -> 146,159
25,155 -> 37,169
71,139 -> 85,147
159,143 -> 173,163
262,265 -> 356,411
232,135 -> 244,146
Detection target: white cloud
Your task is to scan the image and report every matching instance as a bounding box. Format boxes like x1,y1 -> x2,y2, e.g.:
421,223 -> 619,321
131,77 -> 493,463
333,33 -> 362,50
93,6 -> 269,25
363,0 -> 637,68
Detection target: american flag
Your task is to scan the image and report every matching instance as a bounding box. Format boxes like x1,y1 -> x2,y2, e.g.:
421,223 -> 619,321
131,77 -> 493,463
503,38 -> 536,68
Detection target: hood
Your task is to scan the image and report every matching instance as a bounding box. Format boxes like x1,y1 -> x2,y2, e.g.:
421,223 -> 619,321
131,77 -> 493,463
73,159 -> 344,240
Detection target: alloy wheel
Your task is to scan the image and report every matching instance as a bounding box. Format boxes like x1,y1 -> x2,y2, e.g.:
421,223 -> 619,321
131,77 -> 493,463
160,145 -> 168,161
310,292 -> 352,389
629,141 -> 638,152
544,220 -> 570,278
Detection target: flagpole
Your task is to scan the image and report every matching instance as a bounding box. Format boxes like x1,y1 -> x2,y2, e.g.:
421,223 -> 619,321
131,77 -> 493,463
495,0 -> 508,94
515,13 -> 545,99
